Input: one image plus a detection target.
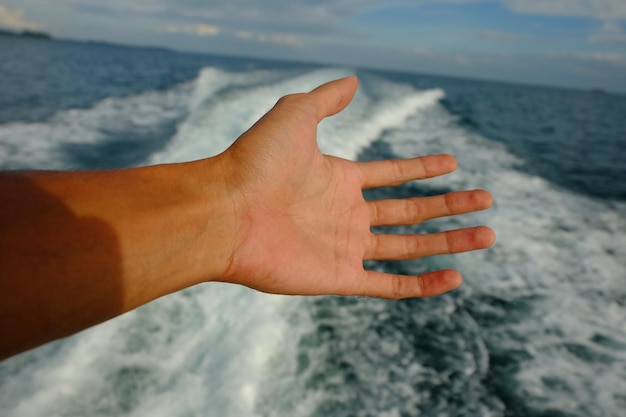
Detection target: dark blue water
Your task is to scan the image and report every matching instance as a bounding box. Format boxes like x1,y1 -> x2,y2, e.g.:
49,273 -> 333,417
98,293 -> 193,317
1,36 -> 625,417
378,72 -> 626,201
0,37 -> 311,125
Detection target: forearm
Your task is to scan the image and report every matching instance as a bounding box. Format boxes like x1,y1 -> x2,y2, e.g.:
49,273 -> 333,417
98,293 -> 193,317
0,157 -> 235,359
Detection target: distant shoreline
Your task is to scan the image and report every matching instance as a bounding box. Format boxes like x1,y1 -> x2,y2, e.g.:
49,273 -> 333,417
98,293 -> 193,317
0,28 -> 52,40
0,31 -> 622,96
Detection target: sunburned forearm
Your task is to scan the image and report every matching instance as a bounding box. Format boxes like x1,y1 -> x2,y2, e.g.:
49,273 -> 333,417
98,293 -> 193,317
0,159 -> 235,359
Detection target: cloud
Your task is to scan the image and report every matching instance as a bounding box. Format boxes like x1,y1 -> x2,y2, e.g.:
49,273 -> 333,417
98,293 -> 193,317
465,29 -> 527,41
0,5 -> 44,31
194,24 -> 220,36
162,23 -> 302,47
164,23 -> 220,37
589,20 -> 626,44
232,28 -> 303,47
391,0 -> 626,20
257,33 -> 302,47
59,0 -> 373,37
503,0 -> 626,21
575,51 -> 626,66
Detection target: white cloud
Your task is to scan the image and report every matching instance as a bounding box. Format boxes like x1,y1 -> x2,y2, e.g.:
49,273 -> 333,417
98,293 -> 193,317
195,24 -> 219,36
165,23 -> 220,37
0,5 -> 44,31
163,23 -> 302,47
237,29 -> 303,47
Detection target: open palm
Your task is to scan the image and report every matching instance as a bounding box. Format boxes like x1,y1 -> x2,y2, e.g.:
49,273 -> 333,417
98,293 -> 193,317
218,77 -> 494,299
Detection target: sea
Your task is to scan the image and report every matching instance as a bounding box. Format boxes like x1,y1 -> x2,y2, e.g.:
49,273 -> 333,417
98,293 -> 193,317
1,36 -> 625,417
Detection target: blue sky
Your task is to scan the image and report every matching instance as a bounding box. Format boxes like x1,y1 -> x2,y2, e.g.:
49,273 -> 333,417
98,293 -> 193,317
1,0 -> 625,92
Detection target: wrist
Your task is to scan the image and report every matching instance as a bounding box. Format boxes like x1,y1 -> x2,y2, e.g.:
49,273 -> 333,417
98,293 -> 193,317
126,156 -> 241,299
172,155 -> 243,287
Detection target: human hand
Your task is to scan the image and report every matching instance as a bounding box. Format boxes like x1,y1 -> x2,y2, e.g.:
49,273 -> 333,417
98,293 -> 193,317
213,76 -> 495,299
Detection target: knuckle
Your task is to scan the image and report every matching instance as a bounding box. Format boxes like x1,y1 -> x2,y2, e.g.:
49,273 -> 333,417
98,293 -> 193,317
276,92 -> 306,105
370,201 -> 380,223
415,274 -> 429,296
404,198 -> 423,222
443,193 -> 456,215
368,234 -> 380,258
445,231 -> 456,254
390,275 -> 404,299
389,159 -> 407,183
404,236 -> 422,258
275,93 -> 315,115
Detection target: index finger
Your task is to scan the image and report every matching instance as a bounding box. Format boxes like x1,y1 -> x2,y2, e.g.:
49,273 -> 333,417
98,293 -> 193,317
358,154 -> 457,189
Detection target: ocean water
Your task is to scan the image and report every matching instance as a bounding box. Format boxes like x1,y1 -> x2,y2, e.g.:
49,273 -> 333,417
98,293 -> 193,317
1,37 -> 626,417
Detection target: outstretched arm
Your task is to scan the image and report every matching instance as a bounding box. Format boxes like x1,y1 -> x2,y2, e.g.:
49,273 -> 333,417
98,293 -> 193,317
0,76 -> 494,360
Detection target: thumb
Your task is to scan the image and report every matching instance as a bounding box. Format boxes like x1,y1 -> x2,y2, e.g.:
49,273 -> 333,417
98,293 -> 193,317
308,76 -> 359,122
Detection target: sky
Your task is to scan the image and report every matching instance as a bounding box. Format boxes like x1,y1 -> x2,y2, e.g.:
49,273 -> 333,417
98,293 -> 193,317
1,0 -> 625,92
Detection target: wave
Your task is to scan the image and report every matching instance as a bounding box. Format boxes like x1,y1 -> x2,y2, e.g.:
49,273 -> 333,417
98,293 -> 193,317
263,94 -> 626,416
0,66 -> 451,417
390,98 -> 626,415
0,82 -> 194,170
0,66 -> 446,171
149,67 -> 446,164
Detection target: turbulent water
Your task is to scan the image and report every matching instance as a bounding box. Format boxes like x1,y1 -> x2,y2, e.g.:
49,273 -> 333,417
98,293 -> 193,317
1,37 -> 626,417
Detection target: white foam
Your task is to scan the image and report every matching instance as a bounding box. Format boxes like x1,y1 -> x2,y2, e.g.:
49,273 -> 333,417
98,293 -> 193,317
1,284 -> 294,417
317,82 -> 445,160
148,68 -> 444,165
148,67 -> 356,165
0,80 -> 194,170
382,97 -> 626,414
